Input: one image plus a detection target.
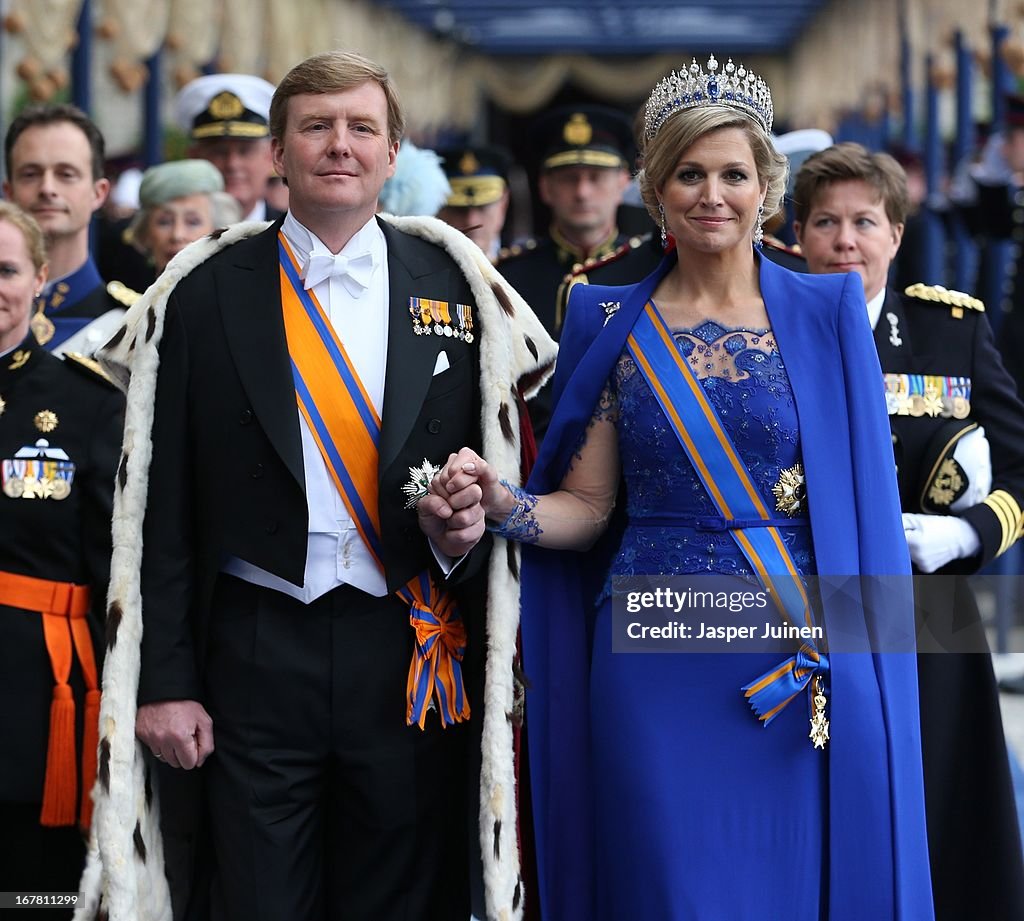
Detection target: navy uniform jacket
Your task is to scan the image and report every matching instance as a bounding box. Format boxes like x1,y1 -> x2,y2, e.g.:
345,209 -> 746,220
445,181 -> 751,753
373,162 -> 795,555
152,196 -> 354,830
0,336 -> 124,801
35,258 -> 124,354
498,229 -> 651,441
878,284 -> 1024,921
879,285 -> 1024,567
497,229 -> 634,339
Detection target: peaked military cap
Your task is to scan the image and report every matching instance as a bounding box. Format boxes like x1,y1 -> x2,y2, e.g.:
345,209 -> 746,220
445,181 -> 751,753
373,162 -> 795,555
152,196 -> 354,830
438,145 -> 511,208
175,73 -> 275,141
534,104 -> 633,172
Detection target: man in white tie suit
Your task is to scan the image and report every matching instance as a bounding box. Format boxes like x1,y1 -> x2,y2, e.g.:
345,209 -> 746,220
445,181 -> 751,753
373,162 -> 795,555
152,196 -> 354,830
82,51 -> 555,921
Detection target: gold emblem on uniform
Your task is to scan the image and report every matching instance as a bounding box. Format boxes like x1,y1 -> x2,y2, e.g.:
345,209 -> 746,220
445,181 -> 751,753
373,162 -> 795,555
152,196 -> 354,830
563,113 -> 593,146
459,152 -> 480,175
772,463 -> 806,516
208,91 -> 245,120
1,439 -> 75,500
8,349 -> 30,371
30,310 -> 55,345
34,410 -> 58,433
0,395 -> 5,417
928,457 -> 964,508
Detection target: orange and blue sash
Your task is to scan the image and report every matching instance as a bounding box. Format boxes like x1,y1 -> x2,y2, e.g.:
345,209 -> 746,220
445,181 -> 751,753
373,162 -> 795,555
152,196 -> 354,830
279,234 -> 468,729
626,302 -> 826,725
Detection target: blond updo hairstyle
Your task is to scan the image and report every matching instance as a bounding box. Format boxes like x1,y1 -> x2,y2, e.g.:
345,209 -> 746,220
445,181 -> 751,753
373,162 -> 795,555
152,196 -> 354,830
639,106 -> 788,230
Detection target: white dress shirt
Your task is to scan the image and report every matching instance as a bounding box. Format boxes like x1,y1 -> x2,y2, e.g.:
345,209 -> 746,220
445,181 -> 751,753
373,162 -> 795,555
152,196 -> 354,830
223,213 -> 391,600
866,287 -> 886,331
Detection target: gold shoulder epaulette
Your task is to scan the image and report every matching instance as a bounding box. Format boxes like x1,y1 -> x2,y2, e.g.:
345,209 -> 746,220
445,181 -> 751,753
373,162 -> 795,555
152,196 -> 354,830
904,282 -> 984,318
107,280 -> 142,308
62,351 -> 115,387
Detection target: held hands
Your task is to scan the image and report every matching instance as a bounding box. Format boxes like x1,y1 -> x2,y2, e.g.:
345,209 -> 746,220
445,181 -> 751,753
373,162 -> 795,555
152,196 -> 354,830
136,700 -> 215,770
416,448 -> 509,557
902,513 -> 982,573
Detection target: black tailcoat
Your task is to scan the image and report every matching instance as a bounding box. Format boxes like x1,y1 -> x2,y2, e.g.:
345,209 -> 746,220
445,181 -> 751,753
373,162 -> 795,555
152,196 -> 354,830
139,217 -> 488,704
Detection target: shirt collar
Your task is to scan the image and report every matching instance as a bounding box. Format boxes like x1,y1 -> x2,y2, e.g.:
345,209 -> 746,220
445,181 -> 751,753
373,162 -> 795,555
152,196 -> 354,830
865,287 -> 886,331
281,212 -> 384,277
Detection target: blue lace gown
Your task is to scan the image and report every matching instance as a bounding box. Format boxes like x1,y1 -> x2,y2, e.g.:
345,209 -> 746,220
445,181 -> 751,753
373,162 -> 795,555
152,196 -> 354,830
589,320 -> 827,919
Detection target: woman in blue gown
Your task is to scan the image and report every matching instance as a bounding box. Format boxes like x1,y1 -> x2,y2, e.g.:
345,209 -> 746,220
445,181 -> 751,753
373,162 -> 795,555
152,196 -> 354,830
428,57 -> 934,920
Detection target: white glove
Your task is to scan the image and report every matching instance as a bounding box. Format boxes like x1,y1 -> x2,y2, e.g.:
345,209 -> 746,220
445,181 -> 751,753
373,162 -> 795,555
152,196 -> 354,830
949,426 -> 992,512
902,512 -> 981,573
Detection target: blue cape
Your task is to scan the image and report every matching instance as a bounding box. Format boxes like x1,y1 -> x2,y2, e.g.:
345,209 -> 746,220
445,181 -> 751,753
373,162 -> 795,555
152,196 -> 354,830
521,254 -> 934,920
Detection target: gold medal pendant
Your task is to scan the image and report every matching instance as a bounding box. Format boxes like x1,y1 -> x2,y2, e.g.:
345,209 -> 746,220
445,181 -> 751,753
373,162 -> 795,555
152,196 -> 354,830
30,303 -> 55,346
809,675 -> 829,749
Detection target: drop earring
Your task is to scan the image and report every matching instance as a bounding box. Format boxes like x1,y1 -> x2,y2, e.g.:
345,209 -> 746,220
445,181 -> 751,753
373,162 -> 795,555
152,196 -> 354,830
753,203 -> 765,247
659,202 -> 667,248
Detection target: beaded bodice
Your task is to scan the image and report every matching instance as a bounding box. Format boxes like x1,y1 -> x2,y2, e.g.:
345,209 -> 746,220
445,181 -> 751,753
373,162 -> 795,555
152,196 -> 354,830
604,319 -> 816,583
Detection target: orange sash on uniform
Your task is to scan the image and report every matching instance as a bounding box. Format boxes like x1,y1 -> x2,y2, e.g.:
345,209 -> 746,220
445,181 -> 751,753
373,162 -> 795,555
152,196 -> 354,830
0,570 -> 98,828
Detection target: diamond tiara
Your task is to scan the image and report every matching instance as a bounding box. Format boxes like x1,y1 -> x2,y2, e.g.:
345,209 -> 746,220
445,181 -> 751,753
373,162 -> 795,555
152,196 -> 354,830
643,55 -> 774,142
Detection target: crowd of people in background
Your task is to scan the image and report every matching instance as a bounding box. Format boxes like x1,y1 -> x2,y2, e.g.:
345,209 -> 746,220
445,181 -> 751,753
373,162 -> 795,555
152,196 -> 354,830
3,45 -> 1024,921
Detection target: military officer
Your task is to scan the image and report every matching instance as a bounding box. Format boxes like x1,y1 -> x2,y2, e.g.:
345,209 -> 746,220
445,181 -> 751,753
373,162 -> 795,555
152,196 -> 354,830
437,144 -> 512,263
497,105 -> 634,437
175,73 -> 284,224
4,104 -> 125,357
497,104 -> 635,338
795,142 -> 1024,921
0,202 -> 124,910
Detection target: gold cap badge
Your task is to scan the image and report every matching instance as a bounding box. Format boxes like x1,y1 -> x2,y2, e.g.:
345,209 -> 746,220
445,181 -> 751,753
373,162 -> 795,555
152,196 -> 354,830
208,91 -> 245,120
563,113 -> 593,146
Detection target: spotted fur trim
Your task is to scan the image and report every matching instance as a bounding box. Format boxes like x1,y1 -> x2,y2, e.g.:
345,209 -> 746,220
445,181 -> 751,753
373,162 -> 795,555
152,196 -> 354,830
75,216 -> 555,921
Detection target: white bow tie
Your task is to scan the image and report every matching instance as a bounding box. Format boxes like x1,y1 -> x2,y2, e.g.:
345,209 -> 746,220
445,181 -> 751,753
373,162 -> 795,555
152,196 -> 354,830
303,250 -> 376,297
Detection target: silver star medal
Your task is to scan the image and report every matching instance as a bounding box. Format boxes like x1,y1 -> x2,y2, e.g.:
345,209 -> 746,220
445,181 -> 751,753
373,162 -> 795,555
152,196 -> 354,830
886,312 -> 902,348
402,458 -> 442,508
